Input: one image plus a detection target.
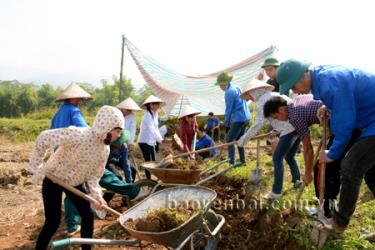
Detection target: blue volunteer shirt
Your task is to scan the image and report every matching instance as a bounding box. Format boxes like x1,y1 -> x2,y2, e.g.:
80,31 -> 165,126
50,101 -> 88,129
311,65 -> 375,160
195,134 -> 216,156
224,84 -> 251,127
205,117 -> 220,130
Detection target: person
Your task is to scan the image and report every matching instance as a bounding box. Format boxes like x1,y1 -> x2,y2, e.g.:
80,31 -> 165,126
137,95 -> 165,179
276,59 -> 375,235
237,80 -> 297,199
215,71 -> 251,165
177,105 -> 201,158
258,57 -> 280,93
195,125 -> 216,159
204,112 -> 221,142
51,82 -> 92,236
116,97 -> 142,183
51,82 -> 92,129
28,105 -> 124,250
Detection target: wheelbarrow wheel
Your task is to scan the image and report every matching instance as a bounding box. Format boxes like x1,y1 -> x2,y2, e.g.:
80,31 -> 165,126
189,210 -> 221,250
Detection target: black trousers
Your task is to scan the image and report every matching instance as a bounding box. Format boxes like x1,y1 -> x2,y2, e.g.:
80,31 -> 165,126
313,130 -> 360,218
36,178 -> 94,250
138,143 -> 156,179
333,136 -> 375,227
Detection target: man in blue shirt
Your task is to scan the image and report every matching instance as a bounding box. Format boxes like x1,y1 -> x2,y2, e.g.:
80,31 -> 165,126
215,72 -> 251,165
204,112 -> 221,142
195,126 -> 216,159
51,82 -> 92,236
276,59 -> 375,235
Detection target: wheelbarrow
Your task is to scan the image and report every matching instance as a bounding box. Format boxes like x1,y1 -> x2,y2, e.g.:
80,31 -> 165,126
141,159 -> 241,187
49,174 -> 225,249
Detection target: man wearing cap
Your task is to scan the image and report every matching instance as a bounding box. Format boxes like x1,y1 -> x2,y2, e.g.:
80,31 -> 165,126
116,97 -> 142,183
276,59 -> 375,234
258,57 -> 281,93
51,82 -> 92,236
216,72 -> 251,165
237,79 -> 298,199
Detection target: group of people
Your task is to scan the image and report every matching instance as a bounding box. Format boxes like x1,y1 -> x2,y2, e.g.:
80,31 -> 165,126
27,56 -> 375,249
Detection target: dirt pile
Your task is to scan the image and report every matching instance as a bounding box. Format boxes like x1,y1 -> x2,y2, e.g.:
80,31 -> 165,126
205,177 -> 305,250
124,206 -> 197,232
166,158 -> 201,170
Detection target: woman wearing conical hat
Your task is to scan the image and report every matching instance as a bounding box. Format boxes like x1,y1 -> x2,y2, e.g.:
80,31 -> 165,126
51,82 -> 93,236
114,97 -> 142,183
237,79 -> 299,200
177,105 -> 201,157
117,97 -> 142,146
137,95 -> 165,179
51,82 -> 92,129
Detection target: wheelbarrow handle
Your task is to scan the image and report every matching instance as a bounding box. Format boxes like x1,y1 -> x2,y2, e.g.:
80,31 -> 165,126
45,173 -> 122,217
51,238 -> 139,249
203,211 -> 226,237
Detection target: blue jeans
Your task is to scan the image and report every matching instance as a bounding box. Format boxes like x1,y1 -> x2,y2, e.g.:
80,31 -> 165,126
226,121 -> 249,164
110,144 -> 133,183
272,131 -> 301,194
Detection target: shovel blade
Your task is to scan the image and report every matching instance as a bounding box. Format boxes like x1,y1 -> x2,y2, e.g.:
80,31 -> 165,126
250,169 -> 263,184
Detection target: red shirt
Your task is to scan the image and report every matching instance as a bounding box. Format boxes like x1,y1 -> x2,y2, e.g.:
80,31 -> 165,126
178,119 -> 198,153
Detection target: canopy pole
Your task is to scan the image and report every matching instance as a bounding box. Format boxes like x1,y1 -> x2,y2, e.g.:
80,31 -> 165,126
119,35 -> 125,102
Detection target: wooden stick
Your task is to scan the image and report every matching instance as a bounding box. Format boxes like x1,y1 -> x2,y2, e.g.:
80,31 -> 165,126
318,116 -> 328,220
45,173 -> 122,217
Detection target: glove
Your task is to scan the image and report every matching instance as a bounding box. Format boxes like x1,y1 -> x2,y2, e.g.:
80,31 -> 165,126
226,127 -> 231,133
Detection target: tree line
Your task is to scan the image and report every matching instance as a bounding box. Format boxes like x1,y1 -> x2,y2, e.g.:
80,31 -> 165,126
0,76 -> 151,118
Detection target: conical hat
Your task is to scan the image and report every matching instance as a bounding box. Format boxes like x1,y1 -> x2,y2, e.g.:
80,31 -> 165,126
178,105 -> 201,119
240,79 -> 274,99
141,95 -> 165,109
56,82 -> 93,101
117,97 -> 141,111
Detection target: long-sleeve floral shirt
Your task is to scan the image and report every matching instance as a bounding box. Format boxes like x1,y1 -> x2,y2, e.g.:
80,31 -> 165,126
238,90 -> 295,146
28,105 -> 124,201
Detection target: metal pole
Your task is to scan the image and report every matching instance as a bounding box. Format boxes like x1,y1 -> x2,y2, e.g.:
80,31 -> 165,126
119,35 -> 125,102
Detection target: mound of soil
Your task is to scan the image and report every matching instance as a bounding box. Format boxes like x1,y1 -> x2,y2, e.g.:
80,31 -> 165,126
124,206 -> 196,232
166,159 -> 201,170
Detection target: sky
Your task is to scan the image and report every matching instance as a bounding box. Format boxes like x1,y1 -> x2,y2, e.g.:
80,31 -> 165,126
1,0 -> 375,90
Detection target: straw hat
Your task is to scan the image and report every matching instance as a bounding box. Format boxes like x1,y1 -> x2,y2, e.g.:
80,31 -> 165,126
240,79 -> 274,99
178,105 -> 201,119
116,97 -> 142,111
141,95 -> 165,109
56,82 -> 93,101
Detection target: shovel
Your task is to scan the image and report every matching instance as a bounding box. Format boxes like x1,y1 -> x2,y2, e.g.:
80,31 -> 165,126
45,173 -> 122,217
250,138 -> 262,184
310,115 -> 329,247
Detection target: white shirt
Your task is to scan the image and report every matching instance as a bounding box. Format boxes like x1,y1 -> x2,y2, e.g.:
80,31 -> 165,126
137,111 -> 163,146
238,91 -> 295,146
124,112 -> 137,145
